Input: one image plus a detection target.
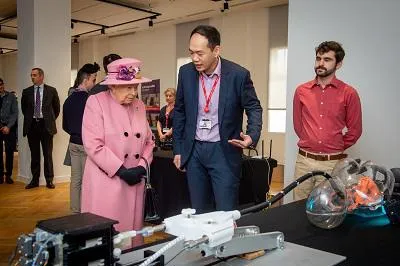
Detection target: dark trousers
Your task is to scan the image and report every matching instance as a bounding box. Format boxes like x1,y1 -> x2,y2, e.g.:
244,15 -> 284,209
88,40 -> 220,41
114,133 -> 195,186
0,127 -> 16,177
186,141 -> 240,213
27,119 -> 54,184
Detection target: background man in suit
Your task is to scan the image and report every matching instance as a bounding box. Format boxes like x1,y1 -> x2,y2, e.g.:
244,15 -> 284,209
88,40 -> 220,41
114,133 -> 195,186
173,25 -> 262,213
21,68 -> 60,189
0,78 -> 18,184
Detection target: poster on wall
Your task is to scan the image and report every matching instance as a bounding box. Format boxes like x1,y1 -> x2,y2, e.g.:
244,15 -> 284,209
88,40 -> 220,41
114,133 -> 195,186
141,79 -> 160,130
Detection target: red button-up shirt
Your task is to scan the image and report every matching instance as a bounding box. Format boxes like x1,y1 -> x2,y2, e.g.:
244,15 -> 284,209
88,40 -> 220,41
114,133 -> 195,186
293,76 -> 362,154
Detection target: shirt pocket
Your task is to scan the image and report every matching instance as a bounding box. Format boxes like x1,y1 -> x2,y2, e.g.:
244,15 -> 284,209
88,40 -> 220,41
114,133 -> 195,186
326,100 -> 346,120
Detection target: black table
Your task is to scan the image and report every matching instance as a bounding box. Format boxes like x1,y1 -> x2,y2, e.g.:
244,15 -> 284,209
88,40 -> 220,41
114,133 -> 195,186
150,150 -> 191,220
237,200 -> 398,265
150,150 -> 277,220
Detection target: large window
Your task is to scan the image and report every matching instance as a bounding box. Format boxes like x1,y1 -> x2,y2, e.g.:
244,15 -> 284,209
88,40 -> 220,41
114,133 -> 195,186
71,69 -> 77,87
268,47 -> 288,133
176,57 -> 192,83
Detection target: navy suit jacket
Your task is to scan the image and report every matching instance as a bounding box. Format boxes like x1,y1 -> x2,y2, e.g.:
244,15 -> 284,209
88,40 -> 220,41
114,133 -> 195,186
21,84 -> 60,136
173,58 -> 262,172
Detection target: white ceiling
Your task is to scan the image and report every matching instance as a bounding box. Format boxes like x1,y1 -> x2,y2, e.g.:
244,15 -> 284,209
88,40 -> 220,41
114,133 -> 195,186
0,0 -> 287,54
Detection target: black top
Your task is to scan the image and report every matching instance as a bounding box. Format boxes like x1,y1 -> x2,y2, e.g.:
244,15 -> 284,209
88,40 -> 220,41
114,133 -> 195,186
62,90 -> 89,145
89,83 -> 108,95
0,95 -> 4,114
158,105 -> 174,129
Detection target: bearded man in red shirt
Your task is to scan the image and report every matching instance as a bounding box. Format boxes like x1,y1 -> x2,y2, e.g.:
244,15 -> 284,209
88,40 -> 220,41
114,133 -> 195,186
293,41 -> 362,200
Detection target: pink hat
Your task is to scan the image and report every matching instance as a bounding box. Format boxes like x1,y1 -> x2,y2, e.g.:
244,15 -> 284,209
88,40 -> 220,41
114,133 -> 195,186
101,58 -> 151,85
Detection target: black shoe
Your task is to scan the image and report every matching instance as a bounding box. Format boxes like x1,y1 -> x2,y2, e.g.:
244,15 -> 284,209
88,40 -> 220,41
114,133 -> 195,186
46,181 -> 55,189
5,176 -> 14,184
25,182 -> 39,189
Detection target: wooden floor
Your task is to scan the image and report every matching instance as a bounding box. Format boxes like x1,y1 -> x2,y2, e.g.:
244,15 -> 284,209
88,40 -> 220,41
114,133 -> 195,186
0,155 -> 284,265
0,181 -> 71,264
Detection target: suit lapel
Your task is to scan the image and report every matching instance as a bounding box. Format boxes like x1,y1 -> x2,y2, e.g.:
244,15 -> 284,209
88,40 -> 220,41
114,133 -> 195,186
218,58 -> 230,124
42,84 -> 49,107
190,64 -> 199,115
28,86 -> 34,102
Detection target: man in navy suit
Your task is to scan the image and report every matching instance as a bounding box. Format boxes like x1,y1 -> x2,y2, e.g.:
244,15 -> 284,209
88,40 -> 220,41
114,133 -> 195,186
173,25 -> 262,213
21,68 -> 60,189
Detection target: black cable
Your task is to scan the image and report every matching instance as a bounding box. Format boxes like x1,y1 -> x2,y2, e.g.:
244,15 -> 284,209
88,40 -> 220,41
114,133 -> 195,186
240,171 -> 337,215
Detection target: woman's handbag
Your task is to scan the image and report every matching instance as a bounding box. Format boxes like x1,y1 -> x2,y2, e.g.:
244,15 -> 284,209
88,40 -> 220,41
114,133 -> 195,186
142,157 -> 161,223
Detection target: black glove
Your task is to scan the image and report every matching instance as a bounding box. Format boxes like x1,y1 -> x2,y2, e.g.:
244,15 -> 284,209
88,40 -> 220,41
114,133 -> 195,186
116,166 -> 146,186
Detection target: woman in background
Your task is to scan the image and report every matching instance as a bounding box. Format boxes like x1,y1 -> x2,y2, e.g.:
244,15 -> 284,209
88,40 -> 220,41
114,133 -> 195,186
156,88 -> 175,150
63,62 -> 99,213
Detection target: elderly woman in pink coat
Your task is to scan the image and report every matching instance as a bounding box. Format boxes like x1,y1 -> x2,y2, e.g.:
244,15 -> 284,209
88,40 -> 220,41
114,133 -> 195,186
81,58 -> 155,242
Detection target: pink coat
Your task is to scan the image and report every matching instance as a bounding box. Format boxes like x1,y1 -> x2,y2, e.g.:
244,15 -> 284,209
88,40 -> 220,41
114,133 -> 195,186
81,91 -> 154,233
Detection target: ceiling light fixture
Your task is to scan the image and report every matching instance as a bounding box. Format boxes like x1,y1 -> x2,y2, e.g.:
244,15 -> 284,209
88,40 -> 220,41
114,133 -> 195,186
101,27 -> 105,34
73,38 -> 79,44
224,1 -> 229,10
149,19 -> 153,27
71,22 -> 74,29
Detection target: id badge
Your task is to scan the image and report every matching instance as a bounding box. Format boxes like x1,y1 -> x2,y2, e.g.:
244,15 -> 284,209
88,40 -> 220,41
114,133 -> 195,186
199,118 -> 212,129
162,127 -> 170,133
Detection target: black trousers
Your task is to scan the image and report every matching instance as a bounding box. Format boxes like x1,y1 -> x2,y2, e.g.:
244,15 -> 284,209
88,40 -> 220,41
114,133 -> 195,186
27,119 -> 54,184
0,126 -> 16,177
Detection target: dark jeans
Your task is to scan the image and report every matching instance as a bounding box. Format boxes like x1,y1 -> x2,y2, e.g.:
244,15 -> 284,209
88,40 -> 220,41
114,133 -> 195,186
27,119 -> 54,184
0,127 -> 16,177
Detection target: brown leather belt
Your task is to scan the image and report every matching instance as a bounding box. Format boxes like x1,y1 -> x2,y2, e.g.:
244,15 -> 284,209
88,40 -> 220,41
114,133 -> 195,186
299,149 -> 347,161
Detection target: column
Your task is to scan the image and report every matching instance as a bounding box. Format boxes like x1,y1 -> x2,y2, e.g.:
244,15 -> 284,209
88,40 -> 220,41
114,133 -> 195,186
17,0 -> 71,185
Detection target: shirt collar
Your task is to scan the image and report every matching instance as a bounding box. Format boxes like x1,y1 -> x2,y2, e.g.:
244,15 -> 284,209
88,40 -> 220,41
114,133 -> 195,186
309,76 -> 344,89
201,57 -> 221,78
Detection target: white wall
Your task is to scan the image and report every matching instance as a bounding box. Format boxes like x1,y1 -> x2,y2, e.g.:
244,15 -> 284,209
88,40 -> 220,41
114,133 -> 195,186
267,5 -> 288,163
109,25 -> 177,105
17,0 -> 71,183
210,8 -> 270,155
285,0 -> 400,201
0,53 -> 17,94
78,25 -> 177,106
78,9 -> 272,131
0,5 -> 280,179
78,35 -> 110,82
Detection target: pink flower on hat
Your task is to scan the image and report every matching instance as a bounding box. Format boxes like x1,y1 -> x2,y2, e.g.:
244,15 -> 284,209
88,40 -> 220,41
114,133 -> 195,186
117,65 -> 140,81
100,58 -> 151,85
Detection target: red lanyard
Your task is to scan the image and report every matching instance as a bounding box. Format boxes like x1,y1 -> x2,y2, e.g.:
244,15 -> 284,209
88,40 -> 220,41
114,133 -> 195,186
165,113 -> 169,128
200,74 -> 220,113
165,106 -> 173,128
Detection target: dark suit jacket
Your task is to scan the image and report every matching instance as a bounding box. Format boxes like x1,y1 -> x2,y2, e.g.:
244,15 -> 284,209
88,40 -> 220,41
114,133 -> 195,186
173,58 -> 262,172
21,84 -> 60,136
0,91 -> 18,129
89,83 -> 108,95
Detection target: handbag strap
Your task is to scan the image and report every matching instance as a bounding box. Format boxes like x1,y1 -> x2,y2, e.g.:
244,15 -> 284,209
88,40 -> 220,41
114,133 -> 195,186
141,157 -> 151,183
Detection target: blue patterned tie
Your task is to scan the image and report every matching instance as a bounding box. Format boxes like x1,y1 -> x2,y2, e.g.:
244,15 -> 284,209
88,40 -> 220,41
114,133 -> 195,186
34,86 -> 41,118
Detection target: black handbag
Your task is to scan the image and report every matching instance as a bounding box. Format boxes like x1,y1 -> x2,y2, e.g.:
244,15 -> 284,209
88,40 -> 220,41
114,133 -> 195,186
142,157 -> 161,223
